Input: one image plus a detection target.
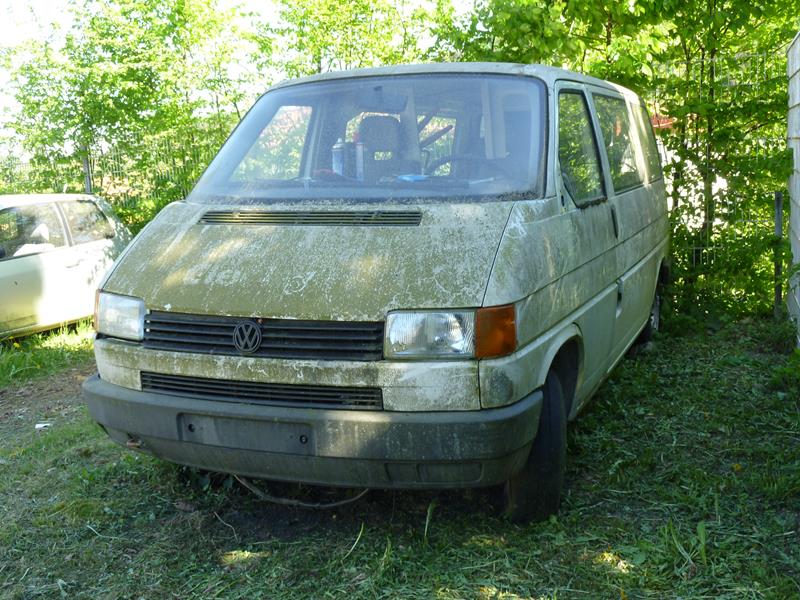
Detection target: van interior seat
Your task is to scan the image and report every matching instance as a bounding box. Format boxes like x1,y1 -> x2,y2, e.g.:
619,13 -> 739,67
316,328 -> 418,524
358,115 -> 419,181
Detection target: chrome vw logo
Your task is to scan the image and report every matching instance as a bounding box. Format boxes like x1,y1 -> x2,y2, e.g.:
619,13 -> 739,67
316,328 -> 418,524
232,320 -> 262,354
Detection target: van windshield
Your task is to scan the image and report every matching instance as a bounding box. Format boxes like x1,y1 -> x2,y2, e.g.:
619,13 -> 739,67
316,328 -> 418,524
189,74 -> 547,204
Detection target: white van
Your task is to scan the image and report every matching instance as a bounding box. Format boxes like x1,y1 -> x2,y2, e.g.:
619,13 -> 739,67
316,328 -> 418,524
84,63 -> 668,521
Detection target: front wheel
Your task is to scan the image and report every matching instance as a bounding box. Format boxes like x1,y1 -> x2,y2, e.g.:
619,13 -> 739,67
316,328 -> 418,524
501,370 -> 567,523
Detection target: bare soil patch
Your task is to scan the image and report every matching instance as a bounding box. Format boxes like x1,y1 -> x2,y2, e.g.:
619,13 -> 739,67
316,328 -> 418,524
0,360 -> 95,439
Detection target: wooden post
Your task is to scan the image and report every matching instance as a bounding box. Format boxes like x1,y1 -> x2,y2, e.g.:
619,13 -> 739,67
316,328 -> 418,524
775,191 -> 784,320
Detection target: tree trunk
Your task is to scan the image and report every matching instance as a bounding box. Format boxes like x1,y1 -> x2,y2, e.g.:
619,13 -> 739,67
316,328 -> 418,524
81,146 -> 92,194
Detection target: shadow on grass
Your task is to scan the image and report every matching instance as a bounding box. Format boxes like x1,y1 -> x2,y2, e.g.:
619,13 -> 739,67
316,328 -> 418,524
0,320 -> 94,389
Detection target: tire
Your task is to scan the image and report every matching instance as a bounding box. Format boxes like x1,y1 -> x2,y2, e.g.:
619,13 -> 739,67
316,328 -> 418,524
502,370 -> 567,523
636,291 -> 661,345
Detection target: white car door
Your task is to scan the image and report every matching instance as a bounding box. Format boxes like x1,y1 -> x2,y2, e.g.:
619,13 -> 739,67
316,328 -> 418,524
58,199 -> 118,322
0,202 -> 72,336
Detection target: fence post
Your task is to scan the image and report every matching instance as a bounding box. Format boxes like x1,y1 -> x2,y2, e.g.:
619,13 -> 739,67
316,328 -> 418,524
774,190 -> 784,320
81,146 -> 92,194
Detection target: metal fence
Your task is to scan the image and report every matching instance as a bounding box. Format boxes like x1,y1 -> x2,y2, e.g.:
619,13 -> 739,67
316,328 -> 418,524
0,134 -> 220,232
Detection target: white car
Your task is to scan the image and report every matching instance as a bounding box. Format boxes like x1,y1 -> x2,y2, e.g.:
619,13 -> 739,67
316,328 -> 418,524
0,194 -> 131,339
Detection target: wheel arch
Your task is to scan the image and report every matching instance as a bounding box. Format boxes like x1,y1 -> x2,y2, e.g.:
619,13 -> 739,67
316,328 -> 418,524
658,257 -> 671,286
549,337 -> 582,418
535,324 -> 583,420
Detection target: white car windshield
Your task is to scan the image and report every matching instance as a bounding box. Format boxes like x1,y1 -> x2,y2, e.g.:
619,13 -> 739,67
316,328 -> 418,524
189,74 -> 547,204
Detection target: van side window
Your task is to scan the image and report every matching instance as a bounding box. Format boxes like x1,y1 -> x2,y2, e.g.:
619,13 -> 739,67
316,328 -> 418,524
62,200 -> 114,244
558,91 -> 605,206
634,104 -> 663,182
0,203 -> 67,259
593,95 -> 643,193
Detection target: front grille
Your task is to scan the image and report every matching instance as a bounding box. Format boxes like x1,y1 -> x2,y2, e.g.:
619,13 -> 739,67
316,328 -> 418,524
143,311 -> 384,361
141,371 -> 383,410
200,210 -> 422,226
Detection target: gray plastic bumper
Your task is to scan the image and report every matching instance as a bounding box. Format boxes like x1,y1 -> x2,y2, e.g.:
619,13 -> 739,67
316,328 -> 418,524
83,374 -> 542,489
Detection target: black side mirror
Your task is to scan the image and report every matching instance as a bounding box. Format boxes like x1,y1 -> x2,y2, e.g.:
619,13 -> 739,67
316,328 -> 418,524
0,247 -> 6,259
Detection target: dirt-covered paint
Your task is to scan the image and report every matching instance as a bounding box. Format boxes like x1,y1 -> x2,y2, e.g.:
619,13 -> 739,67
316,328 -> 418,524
482,179 -> 667,410
95,337 -> 481,411
86,63 -> 670,498
104,200 -> 514,322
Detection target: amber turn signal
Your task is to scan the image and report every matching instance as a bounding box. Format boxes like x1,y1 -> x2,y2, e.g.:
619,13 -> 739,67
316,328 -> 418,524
475,304 -> 516,358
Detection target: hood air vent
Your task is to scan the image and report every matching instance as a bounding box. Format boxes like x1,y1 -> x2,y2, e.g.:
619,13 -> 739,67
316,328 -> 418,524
200,210 -> 422,226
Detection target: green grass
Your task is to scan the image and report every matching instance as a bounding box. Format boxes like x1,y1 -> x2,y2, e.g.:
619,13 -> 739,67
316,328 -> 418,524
1,317 -> 798,599
0,321 -> 95,388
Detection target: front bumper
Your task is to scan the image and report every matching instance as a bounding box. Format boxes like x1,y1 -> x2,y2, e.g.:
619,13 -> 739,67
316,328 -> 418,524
83,375 -> 542,489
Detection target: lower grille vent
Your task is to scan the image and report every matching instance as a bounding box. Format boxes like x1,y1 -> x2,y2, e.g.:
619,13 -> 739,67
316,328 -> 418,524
140,371 -> 383,410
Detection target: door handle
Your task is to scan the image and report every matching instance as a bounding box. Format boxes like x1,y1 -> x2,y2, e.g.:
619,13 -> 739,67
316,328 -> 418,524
610,205 -> 619,238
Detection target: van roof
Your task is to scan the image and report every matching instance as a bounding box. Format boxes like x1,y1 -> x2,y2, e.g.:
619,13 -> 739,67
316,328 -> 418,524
270,62 -> 640,100
0,193 -> 98,211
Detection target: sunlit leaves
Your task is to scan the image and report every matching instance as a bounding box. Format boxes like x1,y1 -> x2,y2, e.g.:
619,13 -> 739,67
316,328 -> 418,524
271,0 -> 430,77
9,0 -> 257,158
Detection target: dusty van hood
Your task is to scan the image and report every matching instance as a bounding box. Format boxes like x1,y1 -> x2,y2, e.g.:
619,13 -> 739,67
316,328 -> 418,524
103,201 -> 514,321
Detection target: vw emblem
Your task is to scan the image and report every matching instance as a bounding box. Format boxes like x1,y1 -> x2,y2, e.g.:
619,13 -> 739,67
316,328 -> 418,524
232,320 -> 262,354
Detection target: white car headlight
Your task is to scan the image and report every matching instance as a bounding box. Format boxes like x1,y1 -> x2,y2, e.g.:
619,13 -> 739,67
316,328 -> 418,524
384,311 -> 477,359
95,292 -> 145,341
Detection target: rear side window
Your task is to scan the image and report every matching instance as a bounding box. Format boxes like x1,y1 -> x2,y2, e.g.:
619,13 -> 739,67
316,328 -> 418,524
593,95 -> 643,193
61,200 -> 114,244
0,203 -> 67,259
558,91 -> 605,206
634,104 -> 663,182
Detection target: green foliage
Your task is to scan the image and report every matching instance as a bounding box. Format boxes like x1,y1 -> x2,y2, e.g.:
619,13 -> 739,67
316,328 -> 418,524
432,0 -> 799,318
0,153 -> 84,195
272,0 -> 430,77
0,321 -> 94,388
770,348 -> 800,395
4,0 -> 259,229
430,0 -> 672,77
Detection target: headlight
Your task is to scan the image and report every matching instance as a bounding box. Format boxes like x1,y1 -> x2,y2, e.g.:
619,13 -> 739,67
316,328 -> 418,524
384,305 -> 517,360
95,292 -> 145,341
385,311 -> 476,359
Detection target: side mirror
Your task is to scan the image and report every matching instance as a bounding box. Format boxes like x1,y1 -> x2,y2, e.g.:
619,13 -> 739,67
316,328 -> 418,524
105,217 -> 117,239
0,247 -> 5,259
